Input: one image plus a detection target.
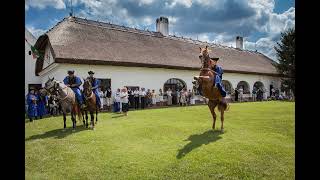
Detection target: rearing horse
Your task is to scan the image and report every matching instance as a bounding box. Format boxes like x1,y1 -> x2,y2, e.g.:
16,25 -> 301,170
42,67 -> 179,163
194,46 -> 229,131
82,78 -> 98,130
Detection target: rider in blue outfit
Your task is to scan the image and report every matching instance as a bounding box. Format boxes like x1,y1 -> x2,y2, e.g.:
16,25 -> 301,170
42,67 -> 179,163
63,70 -> 86,109
210,57 -> 227,103
87,71 -> 101,108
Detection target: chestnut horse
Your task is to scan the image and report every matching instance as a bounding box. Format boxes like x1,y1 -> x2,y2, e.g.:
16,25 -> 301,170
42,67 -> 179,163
194,46 -> 229,131
82,78 -> 98,130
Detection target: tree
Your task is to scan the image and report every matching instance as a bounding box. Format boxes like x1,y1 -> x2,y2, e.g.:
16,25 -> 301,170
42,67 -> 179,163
274,28 -> 295,96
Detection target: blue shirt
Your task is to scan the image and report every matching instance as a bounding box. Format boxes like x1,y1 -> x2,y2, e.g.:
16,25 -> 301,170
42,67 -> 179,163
63,76 -> 82,89
212,65 -> 223,79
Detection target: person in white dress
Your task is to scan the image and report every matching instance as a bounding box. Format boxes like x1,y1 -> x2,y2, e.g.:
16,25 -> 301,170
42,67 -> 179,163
120,87 -> 129,116
239,87 -> 243,102
151,89 -> 157,106
158,89 -> 164,106
166,88 -> 172,105
180,88 -> 187,106
98,88 -> 104,110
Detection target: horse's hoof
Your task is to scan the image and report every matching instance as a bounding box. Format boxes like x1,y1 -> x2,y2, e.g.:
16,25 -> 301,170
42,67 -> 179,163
72,129 -> 76,132
92,127 -> 95,131
221,129 -> 224,133
62,129 -> 66,132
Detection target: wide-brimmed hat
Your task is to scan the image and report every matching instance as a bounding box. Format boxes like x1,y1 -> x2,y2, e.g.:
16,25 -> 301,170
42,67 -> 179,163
210,57 -> 219,61
67,70 -> 75,74
88,71 -> 95,75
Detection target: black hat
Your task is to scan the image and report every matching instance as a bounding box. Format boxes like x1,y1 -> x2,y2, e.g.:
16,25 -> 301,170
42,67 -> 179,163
88,71 -> 95,75
210,57 -> 219,61
68,70 -> 75,74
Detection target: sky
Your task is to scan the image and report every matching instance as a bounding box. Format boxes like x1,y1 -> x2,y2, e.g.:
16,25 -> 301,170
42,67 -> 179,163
25,0 -> 295,61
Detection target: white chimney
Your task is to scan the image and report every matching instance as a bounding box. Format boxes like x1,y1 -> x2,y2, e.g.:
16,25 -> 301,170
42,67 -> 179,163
236,36 -> 243,50
156,17 -> 169,36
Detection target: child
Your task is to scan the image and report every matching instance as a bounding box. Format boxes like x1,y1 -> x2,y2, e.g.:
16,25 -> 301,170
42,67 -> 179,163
120,88 -> 129,116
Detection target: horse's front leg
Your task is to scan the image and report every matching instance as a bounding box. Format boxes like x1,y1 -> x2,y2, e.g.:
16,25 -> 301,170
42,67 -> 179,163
71,111 -> 76,130
221,109 -> 224,132
63,112 -> 67,130
90,111 -> 95,130
85,111 -> 89,128
82,110 -> 86,127
208,101 -> 217,130
95,108 -> 98,124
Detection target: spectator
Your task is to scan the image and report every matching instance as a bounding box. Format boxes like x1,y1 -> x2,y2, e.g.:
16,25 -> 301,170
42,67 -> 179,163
239,87 -> 243,102
105,88 -> 112,111
176,89 -> 180,105
113,88 -> 121,112
152,89 -> 157,106
158,89 -> 164,106
186,89 -> 192,105
146,89 -> 152,107
26,88 -> 38,122
134,88 -> 140,109
36,89 -> 48,119
98,88 -> 104,110
252,87 -> 257,102
166,88 -> 172,105
120,87 -> 129,116
180,88 -> 187,106
235,88 -> 239,102
140,88 -> 147,109
128,88 -> 134,109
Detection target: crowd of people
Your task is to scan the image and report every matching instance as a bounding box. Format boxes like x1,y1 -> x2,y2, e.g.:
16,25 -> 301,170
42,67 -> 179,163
103,87 -> 195,113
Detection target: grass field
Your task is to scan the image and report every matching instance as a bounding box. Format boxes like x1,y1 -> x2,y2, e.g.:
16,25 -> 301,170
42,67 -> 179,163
25,101 -> 295,180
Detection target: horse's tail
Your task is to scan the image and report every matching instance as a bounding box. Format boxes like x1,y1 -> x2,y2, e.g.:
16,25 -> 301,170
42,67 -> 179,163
73,104 -> 82,122
218,101 -> 229,112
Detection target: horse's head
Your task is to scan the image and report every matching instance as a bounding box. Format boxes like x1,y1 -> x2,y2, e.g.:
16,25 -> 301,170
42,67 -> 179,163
199,46 -> 211,68
44,77 -> 58,94
83,78 -> 92,97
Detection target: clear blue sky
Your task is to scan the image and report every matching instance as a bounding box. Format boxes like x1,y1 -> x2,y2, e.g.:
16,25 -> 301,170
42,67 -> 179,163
25,0 -> 295,61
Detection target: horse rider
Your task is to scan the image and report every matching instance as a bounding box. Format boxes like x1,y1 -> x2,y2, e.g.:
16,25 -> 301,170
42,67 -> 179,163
209,56 -> 227,103
86,70 -> 101,109
63,70 -> 86,109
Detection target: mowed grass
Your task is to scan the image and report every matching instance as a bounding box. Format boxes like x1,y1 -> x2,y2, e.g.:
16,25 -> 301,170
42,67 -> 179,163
25,101 -> 295,180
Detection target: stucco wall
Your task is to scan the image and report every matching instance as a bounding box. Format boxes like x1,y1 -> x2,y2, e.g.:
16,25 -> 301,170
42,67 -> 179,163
39,63 -> 281,99
25,29 -> 41,95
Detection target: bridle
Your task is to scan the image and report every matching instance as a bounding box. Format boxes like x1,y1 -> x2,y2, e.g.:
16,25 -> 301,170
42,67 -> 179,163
83,80 -> 93,100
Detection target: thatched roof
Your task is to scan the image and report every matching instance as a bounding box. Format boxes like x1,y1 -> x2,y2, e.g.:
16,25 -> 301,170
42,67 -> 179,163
35,16 -> 279,76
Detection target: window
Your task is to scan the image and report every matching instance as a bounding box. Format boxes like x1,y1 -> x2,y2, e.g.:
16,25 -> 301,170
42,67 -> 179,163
163,78 -> 186,92
98,78 -> 111,92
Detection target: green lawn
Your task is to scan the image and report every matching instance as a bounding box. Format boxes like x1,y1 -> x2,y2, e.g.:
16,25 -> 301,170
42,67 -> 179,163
25,101 -> 295,180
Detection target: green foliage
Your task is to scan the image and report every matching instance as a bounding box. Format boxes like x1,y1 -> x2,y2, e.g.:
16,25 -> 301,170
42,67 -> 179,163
274,28 -> 295,95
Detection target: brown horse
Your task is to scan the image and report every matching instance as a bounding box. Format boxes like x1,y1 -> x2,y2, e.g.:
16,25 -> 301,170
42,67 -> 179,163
82,78 -> 98,130
43,78 -> 82,130
194,46 -> 229,131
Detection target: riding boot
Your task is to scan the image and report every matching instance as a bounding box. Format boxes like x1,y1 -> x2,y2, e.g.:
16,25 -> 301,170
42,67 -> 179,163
29,118 -> 33,122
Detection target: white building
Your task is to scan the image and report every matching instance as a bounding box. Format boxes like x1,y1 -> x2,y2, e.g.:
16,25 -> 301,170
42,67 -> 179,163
25,28 -> 41,95
32,16 -> 282,102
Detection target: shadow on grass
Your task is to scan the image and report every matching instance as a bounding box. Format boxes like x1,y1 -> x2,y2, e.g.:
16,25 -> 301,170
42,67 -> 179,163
176,130 -> 224,159
25,125 -> 88,141
112,114 -> 126,118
